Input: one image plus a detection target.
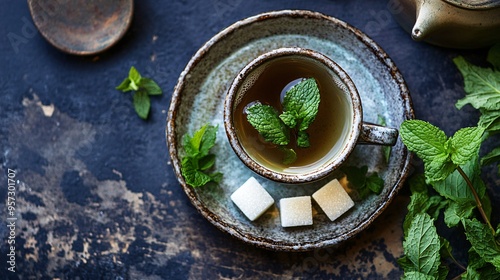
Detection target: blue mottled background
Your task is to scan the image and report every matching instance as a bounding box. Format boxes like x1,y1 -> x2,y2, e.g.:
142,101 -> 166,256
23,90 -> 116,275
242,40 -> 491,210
1,0 -> 499,279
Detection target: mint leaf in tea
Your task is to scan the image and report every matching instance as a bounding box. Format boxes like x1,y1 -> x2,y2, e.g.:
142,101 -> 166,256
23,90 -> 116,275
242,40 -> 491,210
244,78 -> 320,164
234,56 -> 350,171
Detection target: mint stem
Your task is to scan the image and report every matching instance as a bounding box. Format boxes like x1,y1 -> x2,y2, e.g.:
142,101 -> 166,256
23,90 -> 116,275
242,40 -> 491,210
456,166 -> 495,235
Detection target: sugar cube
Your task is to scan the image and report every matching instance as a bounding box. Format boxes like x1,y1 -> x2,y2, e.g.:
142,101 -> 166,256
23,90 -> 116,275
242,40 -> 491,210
280,196 -> 313,227
230,177 -> 274,221
312,179 -> 354,222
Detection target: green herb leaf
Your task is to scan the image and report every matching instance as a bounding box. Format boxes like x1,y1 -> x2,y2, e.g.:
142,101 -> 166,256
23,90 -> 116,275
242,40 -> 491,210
116,66 -> 163,119
199,154 -> 216,170
443,199 -> 475,227
297,131 -> 310,148
401,271 -> 436,280
198,124 -> 218,157
181,157 -> 214,187
454,56 -> 500,111
449,127 -> 484,165
116,77 -> 133,92
433,157 -> 487,205
399,120 -> 453,183
139,78 -> 162,95
246,103 -> 290,146
479,109 -> 500,132
463,219 -> 500,271
403,213 -> 441,277
129,66 -> 141,86
487,43 -> 500,70
366,172 -> 384,194
180,124 -> 222,188
481,146 -> 500,167
279,111 -> 297,128
400,120 -> 449,164
281,147 -> 297,165
464,248 -> 500,280
342,165 -> 383,200
403,175 -> 446,237
133,90 -> 150,119
281,78 -> 320,131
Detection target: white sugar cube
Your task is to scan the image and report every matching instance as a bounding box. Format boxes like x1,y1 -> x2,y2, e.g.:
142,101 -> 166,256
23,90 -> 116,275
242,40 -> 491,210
230,177 -> 274,221
280,196 -> 313,227
312,179 -> 354,222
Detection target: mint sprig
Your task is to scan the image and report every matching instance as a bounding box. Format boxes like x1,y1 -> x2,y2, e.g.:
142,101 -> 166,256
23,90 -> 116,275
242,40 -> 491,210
400,120 -> 484,184
245,78 -> 320,164
341,165 -> 384,200
116,66 -> 162,119
397,44 -> 500,280
453,45 -> 500,174
180,124 -> 222,188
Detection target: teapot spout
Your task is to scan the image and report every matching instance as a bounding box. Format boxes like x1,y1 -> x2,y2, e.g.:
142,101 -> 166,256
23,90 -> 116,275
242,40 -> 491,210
411,0 -> 438,41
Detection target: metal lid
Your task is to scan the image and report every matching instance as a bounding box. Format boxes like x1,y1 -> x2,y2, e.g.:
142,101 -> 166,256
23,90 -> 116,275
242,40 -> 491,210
443,0 -> 500,10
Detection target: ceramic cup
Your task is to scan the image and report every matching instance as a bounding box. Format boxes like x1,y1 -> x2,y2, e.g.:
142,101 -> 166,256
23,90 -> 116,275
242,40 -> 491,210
224,47 -> 398,184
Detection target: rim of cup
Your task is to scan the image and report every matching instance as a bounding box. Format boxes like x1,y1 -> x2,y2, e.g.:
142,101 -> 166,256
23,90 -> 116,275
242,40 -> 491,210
224,47 -> 363,184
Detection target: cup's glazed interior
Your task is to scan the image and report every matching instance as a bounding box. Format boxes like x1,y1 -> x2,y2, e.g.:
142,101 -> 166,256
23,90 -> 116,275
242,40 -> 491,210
224,47 -> 363,184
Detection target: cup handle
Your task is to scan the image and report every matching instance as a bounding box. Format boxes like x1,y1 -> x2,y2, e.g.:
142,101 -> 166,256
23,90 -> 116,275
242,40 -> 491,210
358,122 -> 398,146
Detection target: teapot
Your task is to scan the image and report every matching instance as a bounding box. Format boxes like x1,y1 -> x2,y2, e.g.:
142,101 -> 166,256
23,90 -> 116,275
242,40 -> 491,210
393,0 -> 500,49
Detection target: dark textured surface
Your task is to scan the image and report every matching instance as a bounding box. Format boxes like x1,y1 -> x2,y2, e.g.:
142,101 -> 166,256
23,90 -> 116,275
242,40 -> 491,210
0,0 -> 498,279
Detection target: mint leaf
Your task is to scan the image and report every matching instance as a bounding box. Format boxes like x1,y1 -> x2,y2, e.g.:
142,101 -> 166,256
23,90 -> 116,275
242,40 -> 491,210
400,120 -> 449,164
281,147 -> 297,165
280,78 -> 320,131
246,103 -> 289,146
366,172 -> 383,194
297,131 -> 310,148
487,43 -> 500,70
401,271 -> 436,279
199,124 -> 218,157
403,213 -> 441,277
116,77 -> 133,91
180,124 -> 222,188
199,154 -> 215,170
403,175 -> 445,237
433,157 -> 487,206
464,248 -> 500,280
481,146 -> 500,167
400,121 -> 484,183
443,199 -> 475,227
479,109 -> 500,132
454,56 -> 500,111
342,166 -> 383,199
129,66 -> 141,88
400,120 -> 454,183
449,127 -> 484,165
181,157 -> 214,187
133,90 -> 150,119
139,78 -> 162,95
463,219 -> 500,271
116,66 -> 163,119
279,111 -> 297,128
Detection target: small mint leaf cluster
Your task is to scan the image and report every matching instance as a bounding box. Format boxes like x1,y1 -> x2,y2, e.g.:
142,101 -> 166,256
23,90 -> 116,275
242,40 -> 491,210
341,165 -> 384,200
400,120 -> 484,183
180,124 -> 222,188
116,66 -> 162,119
245,78 -> 320,164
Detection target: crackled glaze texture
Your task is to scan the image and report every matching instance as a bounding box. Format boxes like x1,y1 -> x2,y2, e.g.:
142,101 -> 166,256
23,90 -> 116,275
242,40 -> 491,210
167,10 -> 414,251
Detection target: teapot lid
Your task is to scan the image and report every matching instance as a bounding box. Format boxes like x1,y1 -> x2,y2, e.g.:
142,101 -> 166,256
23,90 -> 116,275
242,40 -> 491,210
443,0 -> 500,9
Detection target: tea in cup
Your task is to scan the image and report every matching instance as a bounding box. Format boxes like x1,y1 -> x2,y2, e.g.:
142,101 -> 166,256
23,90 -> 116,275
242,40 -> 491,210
224,47 -> 398,184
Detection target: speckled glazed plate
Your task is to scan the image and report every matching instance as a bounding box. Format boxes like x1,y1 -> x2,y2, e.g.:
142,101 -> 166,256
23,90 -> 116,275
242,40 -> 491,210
167,10 -> 414,251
